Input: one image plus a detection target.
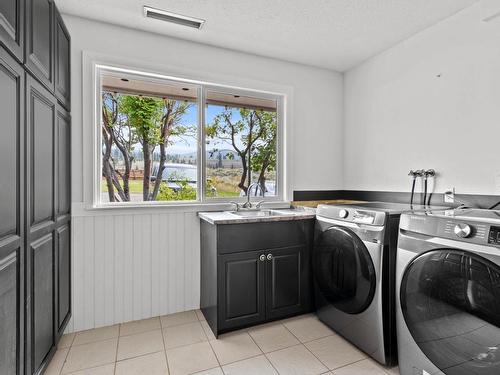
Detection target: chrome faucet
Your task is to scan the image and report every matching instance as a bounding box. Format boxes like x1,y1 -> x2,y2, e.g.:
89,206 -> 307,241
243,182 -> 265,209
229,183 -> 265,211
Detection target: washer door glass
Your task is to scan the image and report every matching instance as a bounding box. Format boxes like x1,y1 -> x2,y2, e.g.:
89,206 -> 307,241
401,249 -> 500,374
314,226 -> 376,314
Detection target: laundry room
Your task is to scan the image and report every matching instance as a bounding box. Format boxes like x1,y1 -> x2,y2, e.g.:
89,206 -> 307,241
1,0 -> 500,375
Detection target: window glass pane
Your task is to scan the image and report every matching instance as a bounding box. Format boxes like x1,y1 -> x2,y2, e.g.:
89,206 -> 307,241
204,91 -> 278,198
100,72 -> 199,203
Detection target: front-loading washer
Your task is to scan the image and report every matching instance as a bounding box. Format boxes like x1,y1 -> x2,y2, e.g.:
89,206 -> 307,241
397,208 -> 500,375
314,202 -> 436,366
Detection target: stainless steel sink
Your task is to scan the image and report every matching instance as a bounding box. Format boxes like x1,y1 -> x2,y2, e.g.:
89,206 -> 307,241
229,210 -> 282,218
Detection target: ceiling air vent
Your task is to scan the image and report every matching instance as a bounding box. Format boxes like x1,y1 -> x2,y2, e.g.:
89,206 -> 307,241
143,6 -> 205,29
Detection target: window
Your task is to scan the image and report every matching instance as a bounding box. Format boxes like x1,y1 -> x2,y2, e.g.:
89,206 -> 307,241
96,66 -> 283,205
205,90 -> 278,199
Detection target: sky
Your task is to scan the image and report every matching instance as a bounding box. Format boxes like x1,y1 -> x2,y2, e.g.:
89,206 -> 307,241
167,104 -> 245,155
104,92 -> 260,158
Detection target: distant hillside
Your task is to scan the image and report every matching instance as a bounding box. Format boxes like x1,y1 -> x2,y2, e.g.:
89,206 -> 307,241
206,149 -> 241,161
164,149 -> 241,161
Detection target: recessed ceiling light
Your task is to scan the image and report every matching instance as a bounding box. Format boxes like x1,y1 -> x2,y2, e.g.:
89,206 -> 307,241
144,6 -> 205,29
121,78 -> 129,82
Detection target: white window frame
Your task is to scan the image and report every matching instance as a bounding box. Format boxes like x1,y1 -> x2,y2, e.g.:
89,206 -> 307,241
93,64 -> 285,208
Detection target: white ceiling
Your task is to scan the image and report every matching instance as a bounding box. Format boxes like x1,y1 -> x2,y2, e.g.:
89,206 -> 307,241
55,0 -> 478,72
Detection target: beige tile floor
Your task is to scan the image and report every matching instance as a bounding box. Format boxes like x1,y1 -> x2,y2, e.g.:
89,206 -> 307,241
46,311 -> 401,375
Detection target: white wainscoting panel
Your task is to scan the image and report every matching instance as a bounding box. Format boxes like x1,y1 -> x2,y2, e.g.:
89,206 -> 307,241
67,211 -> 201,332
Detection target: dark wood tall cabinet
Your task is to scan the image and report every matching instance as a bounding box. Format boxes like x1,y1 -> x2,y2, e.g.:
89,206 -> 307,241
54,8 -> 70,110
0,0 -> 71,374
25,0 -> 54,90
0,0 -> 24,62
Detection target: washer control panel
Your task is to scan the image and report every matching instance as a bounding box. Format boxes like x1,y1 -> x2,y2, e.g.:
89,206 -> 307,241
317,205 -> 387,226
338,209 -> 348,218
488,226 -> 500,245
352,210 -> 375,224
454,223 -> 472,238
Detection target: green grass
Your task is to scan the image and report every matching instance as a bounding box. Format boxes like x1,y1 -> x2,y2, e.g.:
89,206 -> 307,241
101,178 -> 240,198
102,166 -> 272,199
101,179 -> 143,193
210,191 -> 240,198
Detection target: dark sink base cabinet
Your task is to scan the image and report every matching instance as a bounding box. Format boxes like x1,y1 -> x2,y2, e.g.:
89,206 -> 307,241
200,219 -> 314,337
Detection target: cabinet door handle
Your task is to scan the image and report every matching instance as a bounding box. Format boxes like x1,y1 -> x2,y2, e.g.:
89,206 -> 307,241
259,254 -> 266,262
267,254 -> 273,260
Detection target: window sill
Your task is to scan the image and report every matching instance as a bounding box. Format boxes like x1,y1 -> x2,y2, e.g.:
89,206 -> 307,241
72,200 -> 292,217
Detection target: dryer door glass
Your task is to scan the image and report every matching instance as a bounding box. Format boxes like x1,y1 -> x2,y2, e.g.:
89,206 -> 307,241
313,226 -> 376,314
401,249 -> 500,375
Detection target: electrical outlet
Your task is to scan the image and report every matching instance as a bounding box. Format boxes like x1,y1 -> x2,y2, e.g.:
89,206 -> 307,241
444,188 -> 455,203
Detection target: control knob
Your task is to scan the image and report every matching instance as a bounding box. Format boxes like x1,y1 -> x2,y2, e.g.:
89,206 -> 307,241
454,223 -> 472,238
339,209 -> 348,219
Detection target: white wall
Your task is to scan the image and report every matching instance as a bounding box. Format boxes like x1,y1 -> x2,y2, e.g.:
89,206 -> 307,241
344,3 -> 500,195
64,15 -> 344,331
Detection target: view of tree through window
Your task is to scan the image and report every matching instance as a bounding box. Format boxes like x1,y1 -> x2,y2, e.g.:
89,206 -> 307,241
98,69 -> 280,204
100,74 -> 199,202
205,92 -> 278,198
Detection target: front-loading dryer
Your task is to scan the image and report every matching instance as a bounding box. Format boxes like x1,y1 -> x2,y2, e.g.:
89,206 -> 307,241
397,208 -> 500,375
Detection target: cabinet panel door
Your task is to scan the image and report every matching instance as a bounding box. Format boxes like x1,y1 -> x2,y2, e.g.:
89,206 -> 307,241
25,0 -> 53,90
56,224 -> 70,331
0,248 -> 23,375
266,246 -> 310,319
29,233 -> 54,373
54,8 -> 70,110
0,46 -> 24,375
27,75 -> 56,235
218,250 -> 266,331
0,47 -> 23,240
0,0 -> 24,61
56,106 -> 70,218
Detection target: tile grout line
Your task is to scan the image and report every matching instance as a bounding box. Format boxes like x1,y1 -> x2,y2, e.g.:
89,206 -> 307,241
329,357 -> 370,372
280,321 -> 334,373
56,347 -> 71,375
252,322 -> 293,375
59,333 -> 78,375
56,332 -> 76,375
330,357 -> 397,375
70,325 -> 120,347
116,350 -> 166,364
208,329 -> 266,369
218,353 -> 267,373
207,337 -> 223,370
263,342 -> 305,373
159,319 -> 172,375
198,308 -> 225,372
244,327 -> 282,374
113,323 -> 120,375
281,319 -> 394,375
167,309 -> 219,374
61,362 -> 116,375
